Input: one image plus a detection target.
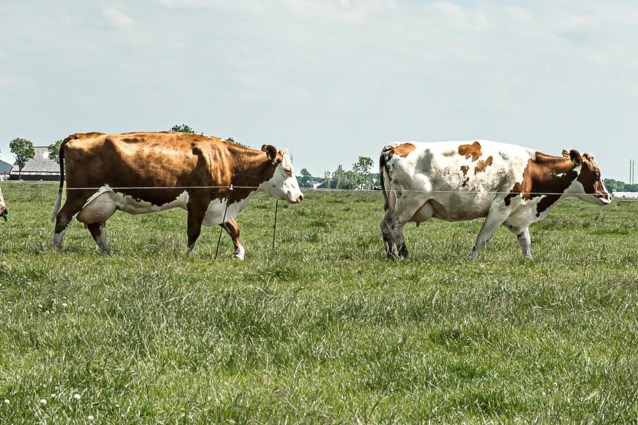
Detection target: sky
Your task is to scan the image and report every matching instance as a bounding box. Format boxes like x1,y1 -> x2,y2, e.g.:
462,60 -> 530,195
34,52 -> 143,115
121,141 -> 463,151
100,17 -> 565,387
1,0 -> 636,180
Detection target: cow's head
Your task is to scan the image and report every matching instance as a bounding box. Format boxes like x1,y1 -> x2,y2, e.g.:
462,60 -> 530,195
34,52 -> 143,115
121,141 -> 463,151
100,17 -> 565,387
261,145 -> 304,203
563,149 -> 611,205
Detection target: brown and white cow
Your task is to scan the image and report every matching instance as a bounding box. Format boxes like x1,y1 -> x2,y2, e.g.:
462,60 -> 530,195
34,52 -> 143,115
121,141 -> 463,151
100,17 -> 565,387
0,186 -> 7,222
51,132 -> 303,258
380,140 -> 611,260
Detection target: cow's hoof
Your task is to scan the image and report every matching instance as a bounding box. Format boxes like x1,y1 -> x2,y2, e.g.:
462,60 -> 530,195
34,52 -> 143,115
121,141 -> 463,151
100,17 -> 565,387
233,247 -> 245,260
386,252 -> 401,261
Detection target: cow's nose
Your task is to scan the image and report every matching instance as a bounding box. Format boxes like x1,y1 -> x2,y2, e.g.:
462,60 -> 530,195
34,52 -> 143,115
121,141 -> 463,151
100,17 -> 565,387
296,194 -> 304,203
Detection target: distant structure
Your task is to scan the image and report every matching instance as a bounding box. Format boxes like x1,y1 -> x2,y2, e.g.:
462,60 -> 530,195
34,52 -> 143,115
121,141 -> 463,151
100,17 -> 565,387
9,146 -> 60,181
612,191 -> 638,199
0,159 -> 12,180
630,159 -> 635,185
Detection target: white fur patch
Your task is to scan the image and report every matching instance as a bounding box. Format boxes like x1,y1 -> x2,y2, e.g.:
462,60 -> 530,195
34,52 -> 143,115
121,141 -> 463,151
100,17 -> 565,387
203,197 -> 251,227
80,185 -> 190,216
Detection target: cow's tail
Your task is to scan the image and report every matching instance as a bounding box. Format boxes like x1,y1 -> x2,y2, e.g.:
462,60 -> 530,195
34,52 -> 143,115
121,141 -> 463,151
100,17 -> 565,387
379,147 -> 392,212
50,137 -> 69,224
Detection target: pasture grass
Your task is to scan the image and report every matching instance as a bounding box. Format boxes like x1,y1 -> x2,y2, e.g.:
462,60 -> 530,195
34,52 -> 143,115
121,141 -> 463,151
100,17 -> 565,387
1,181 -> 637,423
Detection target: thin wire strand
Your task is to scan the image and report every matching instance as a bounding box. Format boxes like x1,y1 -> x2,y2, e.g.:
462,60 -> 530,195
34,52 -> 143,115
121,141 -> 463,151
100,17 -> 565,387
1,181 -> 636,200
57,185 -> 614,197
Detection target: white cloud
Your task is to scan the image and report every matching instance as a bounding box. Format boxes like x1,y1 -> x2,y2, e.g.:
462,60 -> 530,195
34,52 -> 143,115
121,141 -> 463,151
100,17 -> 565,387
102,7 -> 135,30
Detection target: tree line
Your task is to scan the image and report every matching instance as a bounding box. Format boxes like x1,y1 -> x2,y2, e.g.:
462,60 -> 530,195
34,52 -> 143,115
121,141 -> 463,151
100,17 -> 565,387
297,157 -> 379,190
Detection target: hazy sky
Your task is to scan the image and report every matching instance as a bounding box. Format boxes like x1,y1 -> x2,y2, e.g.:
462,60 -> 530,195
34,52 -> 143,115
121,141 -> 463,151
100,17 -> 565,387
1,0 -> 636,179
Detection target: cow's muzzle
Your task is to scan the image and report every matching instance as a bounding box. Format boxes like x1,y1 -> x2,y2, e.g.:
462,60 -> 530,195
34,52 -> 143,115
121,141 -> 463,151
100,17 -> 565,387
285,192 -> 304,204
598,192 -> 612,205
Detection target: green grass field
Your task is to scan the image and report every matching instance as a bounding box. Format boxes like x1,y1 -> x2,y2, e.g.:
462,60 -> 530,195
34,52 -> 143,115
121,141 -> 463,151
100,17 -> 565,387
1,182 -> 637,423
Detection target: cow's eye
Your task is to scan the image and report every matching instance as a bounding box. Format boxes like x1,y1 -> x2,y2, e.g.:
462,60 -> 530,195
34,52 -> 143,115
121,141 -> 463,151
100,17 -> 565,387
283,167 -> 292,175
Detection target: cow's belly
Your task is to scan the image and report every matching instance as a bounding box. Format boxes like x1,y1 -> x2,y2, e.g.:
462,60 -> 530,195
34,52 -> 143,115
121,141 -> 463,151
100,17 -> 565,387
421,193 -> 494,222
77,187 -> 189,223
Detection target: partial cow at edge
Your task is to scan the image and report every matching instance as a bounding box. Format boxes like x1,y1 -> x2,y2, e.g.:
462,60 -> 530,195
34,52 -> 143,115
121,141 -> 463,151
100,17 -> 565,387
380,140 -> 611,260
0,186 -> 7,222
51,132 -> 304,259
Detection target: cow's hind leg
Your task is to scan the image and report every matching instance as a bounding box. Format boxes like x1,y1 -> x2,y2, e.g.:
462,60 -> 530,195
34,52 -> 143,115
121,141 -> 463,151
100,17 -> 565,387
220,219 -> 245,260
382,197 -> 427,260
186,199 -> 208,253
469,206 -> 510,260
76,193 -> 117,254
380,210 -> 398,259
87,223 -> 111,254
53,196 -> 88,249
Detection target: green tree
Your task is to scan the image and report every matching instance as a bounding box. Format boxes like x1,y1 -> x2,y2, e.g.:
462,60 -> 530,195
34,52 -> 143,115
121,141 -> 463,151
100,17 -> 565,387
353,156 -> 374,189
225,136 -> 249,149
48,139 -> 63,164
169,124 -> 195,133
324,171 -> 331,189
298,168 -> 313,188
9,138 -> 35,179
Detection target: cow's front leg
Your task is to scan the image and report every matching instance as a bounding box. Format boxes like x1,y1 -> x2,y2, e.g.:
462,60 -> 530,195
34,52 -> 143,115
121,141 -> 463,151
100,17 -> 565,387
470,208 -> 509,260
503,221 -> 533,259
186,201 -> 208,252
220,219 -> 245,260
516,228 -> 532,259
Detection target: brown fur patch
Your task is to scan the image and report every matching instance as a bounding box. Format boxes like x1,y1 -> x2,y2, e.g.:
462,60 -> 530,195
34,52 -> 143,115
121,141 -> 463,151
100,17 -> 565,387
504,153 -> 578,215
391,143 -> 416,158
458,141 -> 482,162
475,156 -> 493,174
460,166 -> 470,187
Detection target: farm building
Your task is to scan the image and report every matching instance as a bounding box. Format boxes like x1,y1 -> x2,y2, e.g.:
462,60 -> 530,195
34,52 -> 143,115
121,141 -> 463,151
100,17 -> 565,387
612,191 -> 638,199
0,159 -> 12,180
9,146 -> 60,181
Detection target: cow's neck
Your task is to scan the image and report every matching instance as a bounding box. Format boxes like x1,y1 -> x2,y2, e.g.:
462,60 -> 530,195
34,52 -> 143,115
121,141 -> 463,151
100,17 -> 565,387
224,147 -> 276,204
529,153 -> 578,216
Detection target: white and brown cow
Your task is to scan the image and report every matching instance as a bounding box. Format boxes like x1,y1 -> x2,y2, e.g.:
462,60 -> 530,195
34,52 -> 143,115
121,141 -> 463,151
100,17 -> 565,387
0,186 -> 7,222
380,140 -> 611,260
51,132 -> 303,258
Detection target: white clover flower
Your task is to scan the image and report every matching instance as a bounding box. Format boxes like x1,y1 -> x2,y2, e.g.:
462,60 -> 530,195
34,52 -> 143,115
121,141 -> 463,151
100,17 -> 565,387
88,414 -> 95,421
40,399 -> 47,405
73,393 -> 81,400
4,399 -> 9,404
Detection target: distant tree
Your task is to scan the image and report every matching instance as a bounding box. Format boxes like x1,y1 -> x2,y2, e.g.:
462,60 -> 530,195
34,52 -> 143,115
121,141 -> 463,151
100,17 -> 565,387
225,136 -> 249,149
324,171 -> 331,189
353,156 -> 374,189
353,156 -> 374,176
604,178 -> 638,192
9,138 -> 35,179
169,124 -> 196,133
298,168 -> 313,187
333,165 -> 344,189
48,139 -> 63,164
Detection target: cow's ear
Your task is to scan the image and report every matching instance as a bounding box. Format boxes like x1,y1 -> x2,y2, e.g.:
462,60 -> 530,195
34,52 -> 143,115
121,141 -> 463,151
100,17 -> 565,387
569,149 -> 582,166
562,150 -> 570,158
261,144 -> 278,164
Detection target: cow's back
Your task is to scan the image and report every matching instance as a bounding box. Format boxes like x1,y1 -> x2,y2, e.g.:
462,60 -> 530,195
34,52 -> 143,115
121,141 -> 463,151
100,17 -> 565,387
64,132 -> 231,189
382,140 -> 534,220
